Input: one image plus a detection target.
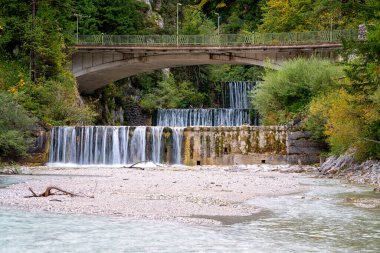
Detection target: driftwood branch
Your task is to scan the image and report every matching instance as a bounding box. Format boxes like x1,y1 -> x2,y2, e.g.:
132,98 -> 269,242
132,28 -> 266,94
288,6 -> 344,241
121,160 -> 146,170
127,161 -> 147,169
25,186 -> 79,198
79,182 -> 97,198
124,160 -> 167,170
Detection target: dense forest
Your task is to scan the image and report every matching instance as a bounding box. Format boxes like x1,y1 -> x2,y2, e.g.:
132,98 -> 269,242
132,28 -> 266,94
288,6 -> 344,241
0,0 -> 379,161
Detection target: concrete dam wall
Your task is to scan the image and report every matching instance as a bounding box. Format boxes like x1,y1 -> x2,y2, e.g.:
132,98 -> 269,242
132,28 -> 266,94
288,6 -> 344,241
183,126 -> 321,166
44,126 -> 322,166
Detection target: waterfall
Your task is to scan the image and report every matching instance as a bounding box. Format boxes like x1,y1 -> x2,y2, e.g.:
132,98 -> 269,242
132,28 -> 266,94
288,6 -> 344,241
151,126 -> 164,164
156,109 -> 250,127
48,81 -> 259,166
171,127 -> 184,164
48,126 -> 184,166
155,81 -> 258,127
120,127 -> 130,164
223,81 -> 256,109
129,126 -> 146,163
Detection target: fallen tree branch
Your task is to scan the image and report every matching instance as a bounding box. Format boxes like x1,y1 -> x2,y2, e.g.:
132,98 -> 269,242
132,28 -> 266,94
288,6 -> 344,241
127,161 -> 148,169
25,186 -> 80,198
121,161 -> 146,170
124,160 -> 166,169
79,182 -> 97,198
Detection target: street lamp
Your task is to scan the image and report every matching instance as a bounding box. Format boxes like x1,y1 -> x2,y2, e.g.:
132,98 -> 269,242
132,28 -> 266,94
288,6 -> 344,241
215,12 -> 220,35
176,3 -> 182,45
74,13 -> 89,43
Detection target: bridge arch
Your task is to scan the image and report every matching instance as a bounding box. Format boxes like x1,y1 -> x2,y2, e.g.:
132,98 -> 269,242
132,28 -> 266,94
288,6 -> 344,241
72,30 -> 357,93
73,45 -> 339,93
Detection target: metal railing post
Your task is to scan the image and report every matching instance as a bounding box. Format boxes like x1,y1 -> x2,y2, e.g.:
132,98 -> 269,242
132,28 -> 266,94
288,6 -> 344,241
330,17 -> 333,42
101,33 -> 104,45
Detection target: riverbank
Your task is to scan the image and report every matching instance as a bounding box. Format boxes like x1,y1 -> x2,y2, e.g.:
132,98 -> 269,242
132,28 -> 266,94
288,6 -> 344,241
319,155 -> 380,189
0,164 -> 309,225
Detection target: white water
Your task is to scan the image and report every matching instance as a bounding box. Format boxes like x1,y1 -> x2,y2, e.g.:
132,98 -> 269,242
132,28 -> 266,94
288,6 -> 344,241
156,81 -> 258,127
150,126 -> 164,164
223,81 -> 256,109
156,108 -> 250,127
49,126 -> 183,166
1,176 -> 379,252
129,126 -> 147,163
171,127 -> 184,164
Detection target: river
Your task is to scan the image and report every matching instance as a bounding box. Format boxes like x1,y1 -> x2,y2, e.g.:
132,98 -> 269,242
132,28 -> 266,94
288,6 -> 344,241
0,175 -> 379,252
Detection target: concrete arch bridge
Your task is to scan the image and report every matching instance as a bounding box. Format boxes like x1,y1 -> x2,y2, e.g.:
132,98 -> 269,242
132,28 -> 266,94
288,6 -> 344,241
72,29 -> 357,93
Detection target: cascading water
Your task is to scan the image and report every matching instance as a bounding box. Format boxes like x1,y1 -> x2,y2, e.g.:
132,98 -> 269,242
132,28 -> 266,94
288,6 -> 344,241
151,127 -> 164,164
156,109 -> 250,127
155,81 -> 258,127
48,81 -> 257,166
222,81 -> 256,109
48,126 -> 183,166
171,127 -> 184,164
129,126 -> 147,163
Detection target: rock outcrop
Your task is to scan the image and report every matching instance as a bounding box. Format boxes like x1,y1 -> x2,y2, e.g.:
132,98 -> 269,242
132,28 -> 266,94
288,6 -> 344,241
319,154 -> 380,186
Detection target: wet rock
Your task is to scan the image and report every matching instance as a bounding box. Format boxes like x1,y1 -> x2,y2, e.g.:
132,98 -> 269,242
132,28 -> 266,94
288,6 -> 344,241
326,167 -> 339,175
0,167 -> 20,175
344,197 -> 380,209
24,123 -> 51,165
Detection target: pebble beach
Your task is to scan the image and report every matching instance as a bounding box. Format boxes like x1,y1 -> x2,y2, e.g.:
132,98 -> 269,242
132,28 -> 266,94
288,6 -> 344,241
0,164 -> 309,225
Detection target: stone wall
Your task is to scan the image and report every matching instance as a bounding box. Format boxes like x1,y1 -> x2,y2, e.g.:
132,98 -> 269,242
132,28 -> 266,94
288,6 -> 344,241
287,131 -> 325,165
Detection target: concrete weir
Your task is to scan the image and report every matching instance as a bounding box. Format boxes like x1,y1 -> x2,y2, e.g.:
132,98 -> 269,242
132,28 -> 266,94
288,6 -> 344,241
182,126 -> 322,166
43,126 -> 322,166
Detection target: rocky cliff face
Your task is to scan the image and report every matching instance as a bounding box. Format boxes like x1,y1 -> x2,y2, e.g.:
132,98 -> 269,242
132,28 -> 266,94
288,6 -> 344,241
320,154 -> 380,187
23,123 -> 51,165
138,0 -> 164,28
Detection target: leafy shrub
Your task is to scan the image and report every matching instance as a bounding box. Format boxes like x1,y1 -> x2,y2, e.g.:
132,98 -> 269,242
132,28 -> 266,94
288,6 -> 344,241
323,89 -> 362,154
0,92 -> 36,160
16,71 -> 97,126
251,58 -> 343,125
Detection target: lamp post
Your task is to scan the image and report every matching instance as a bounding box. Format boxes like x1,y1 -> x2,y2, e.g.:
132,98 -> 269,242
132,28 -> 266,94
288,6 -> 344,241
176,3 -> 182,45
215,12 -> 220,35
330,17 -> 333,42
74,13 -> 89,43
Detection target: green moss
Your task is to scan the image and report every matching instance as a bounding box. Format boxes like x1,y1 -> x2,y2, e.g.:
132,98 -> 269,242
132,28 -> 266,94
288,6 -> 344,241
252,130 -> 261,153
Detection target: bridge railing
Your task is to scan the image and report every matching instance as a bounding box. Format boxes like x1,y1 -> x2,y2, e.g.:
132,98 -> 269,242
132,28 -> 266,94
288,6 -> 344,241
76,29 -> 357,46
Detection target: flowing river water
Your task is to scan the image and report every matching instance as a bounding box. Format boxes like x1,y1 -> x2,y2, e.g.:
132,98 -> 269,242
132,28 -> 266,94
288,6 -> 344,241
0,175 -> 379,252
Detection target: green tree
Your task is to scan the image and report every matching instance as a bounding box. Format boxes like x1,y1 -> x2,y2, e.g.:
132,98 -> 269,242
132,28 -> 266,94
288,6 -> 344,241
208,65 -> 264,82
0,0 -> 74,79
259,0 -> 313,32
95,0 -> 151,35
196,0 -> 265,33
259,0 -> 376,32
182,6 -> 215,35
140,74 -> 207,110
